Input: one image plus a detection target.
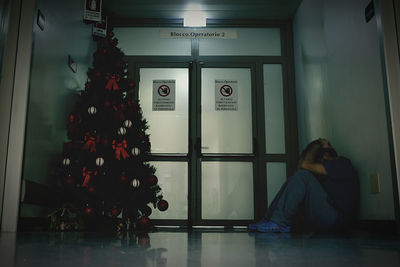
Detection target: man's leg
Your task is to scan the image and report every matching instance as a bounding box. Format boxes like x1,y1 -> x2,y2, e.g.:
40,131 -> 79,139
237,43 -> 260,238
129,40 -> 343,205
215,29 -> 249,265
248,178 -> 290,230
260,170 -> 338,232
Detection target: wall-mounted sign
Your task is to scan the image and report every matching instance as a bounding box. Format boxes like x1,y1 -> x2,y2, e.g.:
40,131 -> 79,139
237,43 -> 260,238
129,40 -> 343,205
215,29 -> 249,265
153,80 -> 176,111
160,29 -> 237,39
84,0 -> 102,22
215,80 -> 238,111
93,15 -> 107,37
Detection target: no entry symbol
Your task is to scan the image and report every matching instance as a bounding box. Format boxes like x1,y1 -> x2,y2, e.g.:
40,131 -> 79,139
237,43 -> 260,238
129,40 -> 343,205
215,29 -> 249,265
158,85 -> 170,97
220,84 -> 233,97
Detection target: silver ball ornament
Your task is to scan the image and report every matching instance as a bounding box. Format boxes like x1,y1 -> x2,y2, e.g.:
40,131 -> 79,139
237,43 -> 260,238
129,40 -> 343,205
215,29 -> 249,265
123,120 -> 132,128
131,147 -> 141,156
88,106 -> 97,115
62,158 -> 70,166
95,157 -> 104,167
131,178 -> 140,188
117,127 -> 127,135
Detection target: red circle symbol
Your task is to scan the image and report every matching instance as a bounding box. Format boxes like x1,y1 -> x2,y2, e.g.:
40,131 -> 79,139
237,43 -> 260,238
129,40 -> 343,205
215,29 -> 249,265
158,85 -> 170,97
220,85 -> 233,97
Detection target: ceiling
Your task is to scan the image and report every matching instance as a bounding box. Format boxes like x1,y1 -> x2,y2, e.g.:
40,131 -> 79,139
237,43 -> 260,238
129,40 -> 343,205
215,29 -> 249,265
102,0 -> 303,22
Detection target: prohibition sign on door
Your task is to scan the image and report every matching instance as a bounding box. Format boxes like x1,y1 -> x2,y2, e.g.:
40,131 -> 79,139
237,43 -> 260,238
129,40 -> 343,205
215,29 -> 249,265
215,80 -> 238,110
153,80 -> 176,111
158,84 -> 171,97
220,84 -> 233,97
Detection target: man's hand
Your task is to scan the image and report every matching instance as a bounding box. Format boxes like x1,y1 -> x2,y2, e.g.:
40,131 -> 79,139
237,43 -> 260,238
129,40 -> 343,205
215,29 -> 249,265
301,161 -> 328,175
319,138 -> 330,147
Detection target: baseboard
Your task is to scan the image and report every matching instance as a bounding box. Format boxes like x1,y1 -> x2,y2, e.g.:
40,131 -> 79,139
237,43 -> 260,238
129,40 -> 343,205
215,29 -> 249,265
18,217 -> 398,234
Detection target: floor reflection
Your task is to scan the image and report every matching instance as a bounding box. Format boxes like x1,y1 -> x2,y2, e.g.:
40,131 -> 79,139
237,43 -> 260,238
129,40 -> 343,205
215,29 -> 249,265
0,230 -> 399,267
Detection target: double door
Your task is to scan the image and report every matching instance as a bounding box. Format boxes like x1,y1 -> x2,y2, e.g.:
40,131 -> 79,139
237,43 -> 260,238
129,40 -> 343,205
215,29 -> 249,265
128,59 -> 290,227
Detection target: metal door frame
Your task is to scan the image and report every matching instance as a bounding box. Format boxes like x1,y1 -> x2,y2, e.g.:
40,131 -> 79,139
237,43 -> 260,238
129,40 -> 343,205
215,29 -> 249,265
124,22 -> 298,227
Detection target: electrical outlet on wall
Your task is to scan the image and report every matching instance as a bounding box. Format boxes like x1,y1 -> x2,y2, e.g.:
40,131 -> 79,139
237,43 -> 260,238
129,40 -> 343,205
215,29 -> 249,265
370,173 -> 381,194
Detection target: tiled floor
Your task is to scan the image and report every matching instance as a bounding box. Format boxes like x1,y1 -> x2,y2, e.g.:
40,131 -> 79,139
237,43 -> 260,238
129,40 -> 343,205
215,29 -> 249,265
1,230 -> 399,266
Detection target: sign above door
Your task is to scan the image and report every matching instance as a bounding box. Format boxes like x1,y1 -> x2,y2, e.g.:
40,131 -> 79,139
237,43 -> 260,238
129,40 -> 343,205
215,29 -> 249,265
160,29 -> 237,39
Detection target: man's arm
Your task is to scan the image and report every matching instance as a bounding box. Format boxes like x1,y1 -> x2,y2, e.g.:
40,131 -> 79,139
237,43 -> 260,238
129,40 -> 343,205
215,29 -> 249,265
301,161 -> 328,175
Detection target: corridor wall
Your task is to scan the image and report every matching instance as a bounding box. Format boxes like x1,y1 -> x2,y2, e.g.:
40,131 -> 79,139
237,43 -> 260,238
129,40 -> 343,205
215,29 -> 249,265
293,0 -> 395,220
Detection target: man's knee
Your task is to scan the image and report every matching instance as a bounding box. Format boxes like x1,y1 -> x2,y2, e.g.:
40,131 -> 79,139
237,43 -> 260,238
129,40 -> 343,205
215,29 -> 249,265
290,169 -> 318,184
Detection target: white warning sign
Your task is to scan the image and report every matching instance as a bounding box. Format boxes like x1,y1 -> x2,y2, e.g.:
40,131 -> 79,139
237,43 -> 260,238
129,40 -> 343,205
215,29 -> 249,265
92,15 -> 107,37
84,0 -> 102,22
153,80 -> 176,111
215,80 -> 238,111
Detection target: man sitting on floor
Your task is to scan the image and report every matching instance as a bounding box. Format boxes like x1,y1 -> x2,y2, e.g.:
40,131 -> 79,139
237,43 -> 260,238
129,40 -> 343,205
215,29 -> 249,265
249,138 -> 359,233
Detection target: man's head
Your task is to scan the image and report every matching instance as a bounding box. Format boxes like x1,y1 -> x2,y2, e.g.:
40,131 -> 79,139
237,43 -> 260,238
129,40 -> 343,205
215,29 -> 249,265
300,138 -> 338,163
319,138 -> 338,160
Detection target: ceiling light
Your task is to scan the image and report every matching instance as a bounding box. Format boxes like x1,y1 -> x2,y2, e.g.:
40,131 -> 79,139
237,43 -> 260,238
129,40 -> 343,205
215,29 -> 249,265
184,11 -> 206,27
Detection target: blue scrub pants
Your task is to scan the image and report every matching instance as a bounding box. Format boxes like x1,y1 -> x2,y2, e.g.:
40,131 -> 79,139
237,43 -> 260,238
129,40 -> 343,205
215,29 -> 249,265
266,170 -> 339,232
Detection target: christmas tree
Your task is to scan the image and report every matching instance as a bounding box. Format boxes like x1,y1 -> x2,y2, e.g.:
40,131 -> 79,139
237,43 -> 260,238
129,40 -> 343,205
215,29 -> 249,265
54,27 -> 168,232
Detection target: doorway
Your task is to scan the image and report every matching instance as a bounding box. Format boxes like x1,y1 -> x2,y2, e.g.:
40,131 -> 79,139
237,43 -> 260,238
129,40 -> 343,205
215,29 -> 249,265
124,26 -> 297,227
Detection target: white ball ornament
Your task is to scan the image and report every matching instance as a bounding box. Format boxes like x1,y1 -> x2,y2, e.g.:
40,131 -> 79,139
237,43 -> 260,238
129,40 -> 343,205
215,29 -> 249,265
117,127 -> 127,135
62,158 -> 70,166
95,157 -> 104,167
123,120 -> 132,128
131,147 -> 141,156
88,106 -> 97,115
131,178 -> 140,188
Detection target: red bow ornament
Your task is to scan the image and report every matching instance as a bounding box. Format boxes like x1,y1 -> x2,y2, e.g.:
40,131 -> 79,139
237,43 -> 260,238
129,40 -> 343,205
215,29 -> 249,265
112,139 -> 130,160
82,133 -> 100,152
105,74 -> 121,91
82,167 -> 98,187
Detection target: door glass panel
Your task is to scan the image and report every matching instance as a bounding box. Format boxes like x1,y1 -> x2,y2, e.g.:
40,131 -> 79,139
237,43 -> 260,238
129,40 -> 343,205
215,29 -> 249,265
264,64 -> 286,153
139,68 -> 189,153
199,28 -> 281,56
266,162 -> 287,206
149,161 -> 188,220
201,68 -> 252,154
202,162 -> 254,220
